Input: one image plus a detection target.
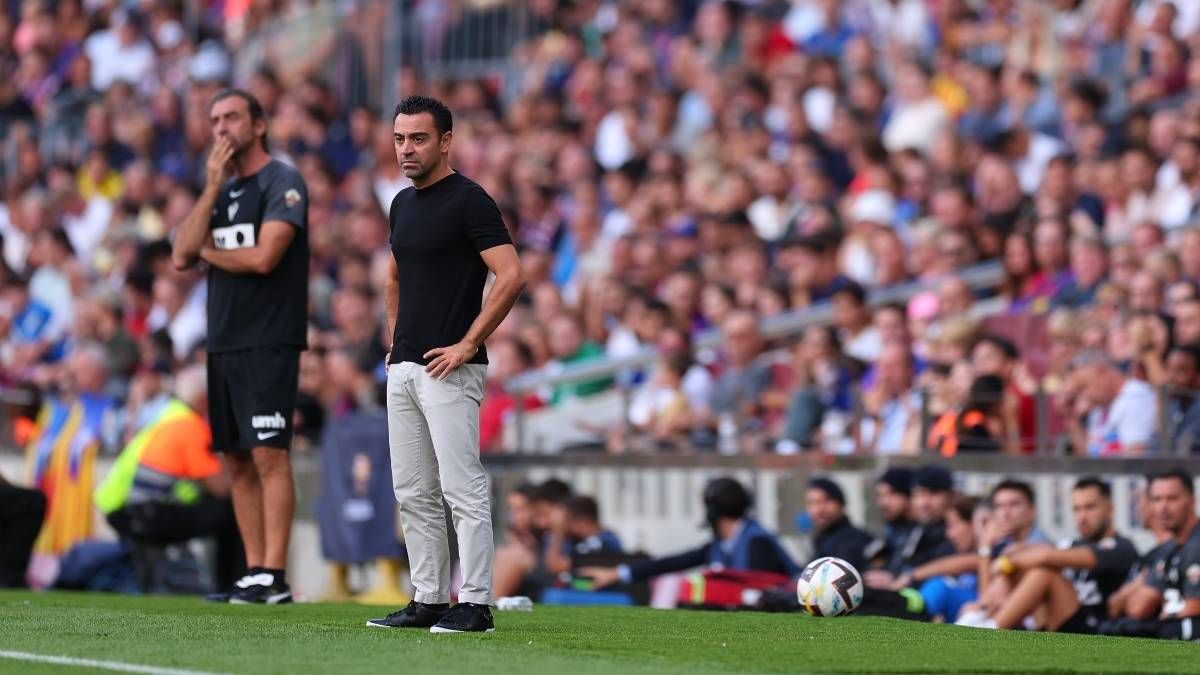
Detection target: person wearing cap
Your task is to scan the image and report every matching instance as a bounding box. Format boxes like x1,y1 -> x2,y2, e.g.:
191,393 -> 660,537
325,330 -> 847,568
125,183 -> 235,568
908,464 -> 958,558
864,464 -> 957,590
840,189 -> 897,287
806,477 -> 873,571
864,468 -> 915,577
579,477 -> 799,588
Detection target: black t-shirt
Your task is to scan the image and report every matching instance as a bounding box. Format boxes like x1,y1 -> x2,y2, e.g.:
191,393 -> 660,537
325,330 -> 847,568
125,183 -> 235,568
1150,524 -> 1200,618
388,172 -> 512,365
1061,535 -> 1139,609
207,159 -> 309,353
814,517 -> 873,572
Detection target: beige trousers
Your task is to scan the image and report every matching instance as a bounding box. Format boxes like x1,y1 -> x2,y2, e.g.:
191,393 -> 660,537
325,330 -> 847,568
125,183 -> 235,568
386,361 -> 492,605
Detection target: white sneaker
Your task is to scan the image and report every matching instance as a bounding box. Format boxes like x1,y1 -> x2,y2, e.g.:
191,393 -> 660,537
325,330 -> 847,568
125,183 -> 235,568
955,609 -> 993,628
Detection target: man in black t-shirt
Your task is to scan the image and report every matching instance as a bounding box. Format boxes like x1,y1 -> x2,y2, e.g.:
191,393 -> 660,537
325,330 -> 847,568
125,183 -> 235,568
961,479 -> 1131,630
976,478 -> 1137,632
865,464 -> 957,590
172,89 -> 308,605
1108,468 -> 1200,639
365,96 -> 525,634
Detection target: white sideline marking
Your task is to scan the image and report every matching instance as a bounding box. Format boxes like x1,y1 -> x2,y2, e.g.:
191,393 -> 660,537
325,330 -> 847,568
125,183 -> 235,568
0,650 -> 230,675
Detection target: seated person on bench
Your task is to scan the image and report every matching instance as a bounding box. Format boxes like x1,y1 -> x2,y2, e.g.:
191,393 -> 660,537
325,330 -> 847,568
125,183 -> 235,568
95,365 -> 242,591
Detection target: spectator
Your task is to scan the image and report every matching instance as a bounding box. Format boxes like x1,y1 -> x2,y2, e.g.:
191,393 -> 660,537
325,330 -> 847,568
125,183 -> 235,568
830,278 -> 881,363
1052,235 -> 1108,310
778,325 -> 857,453
621,346 -> 693,452
970,334 -> 1035,452
928,374 -> 1008,456
709,309 -> 772,450
883,60 -> 949,155
1066,351 -> 1157,456
479,337 -> 543,453
857,341 -> 920,454
546,314 -> 611,405
24,343 -> 114,557
1152,345 -> 1200,454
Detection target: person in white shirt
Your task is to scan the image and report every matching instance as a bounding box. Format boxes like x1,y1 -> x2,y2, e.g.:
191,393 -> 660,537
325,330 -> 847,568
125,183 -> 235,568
883,61 -> 949,156
1065,351 -> 1157,457
84,10 -> 157,93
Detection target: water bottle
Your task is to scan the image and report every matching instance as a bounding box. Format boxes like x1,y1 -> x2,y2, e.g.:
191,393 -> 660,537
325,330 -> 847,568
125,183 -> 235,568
717,413 -> 738,455
496,596 -> 534,611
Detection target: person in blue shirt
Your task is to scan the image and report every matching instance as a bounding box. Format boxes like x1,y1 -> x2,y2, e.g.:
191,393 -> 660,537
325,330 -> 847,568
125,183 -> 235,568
543,495 -> 623,577
580,477 -> 798,587
564,495 -> 622,557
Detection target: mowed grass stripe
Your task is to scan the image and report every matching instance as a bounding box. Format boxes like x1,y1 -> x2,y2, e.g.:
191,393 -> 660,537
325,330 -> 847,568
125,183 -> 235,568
2,592 -> 1199,674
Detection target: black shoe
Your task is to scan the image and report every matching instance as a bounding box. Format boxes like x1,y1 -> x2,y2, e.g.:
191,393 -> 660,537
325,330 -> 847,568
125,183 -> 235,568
430,602 -> 495,634
366,601 -> 450,629
205,573 -> 261,603
230,579 -> 293,605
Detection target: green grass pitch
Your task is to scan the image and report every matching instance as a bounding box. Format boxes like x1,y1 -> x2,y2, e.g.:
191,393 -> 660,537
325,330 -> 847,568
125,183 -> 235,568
2,591 -> 1199,674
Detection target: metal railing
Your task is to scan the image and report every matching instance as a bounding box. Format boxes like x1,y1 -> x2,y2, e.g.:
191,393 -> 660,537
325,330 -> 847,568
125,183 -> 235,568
386,1 -> 539,101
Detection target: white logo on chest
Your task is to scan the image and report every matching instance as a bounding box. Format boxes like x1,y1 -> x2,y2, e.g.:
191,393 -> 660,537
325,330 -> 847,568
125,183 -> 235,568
228,201 -> 240,221
212,223 -> 256,250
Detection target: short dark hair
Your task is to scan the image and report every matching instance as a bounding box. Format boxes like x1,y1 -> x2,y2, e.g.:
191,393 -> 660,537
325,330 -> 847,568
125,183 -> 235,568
393,95 -> 453,136
975,333 -> 1019,360
534,478 -> 572,504
210,88 -> 268,150
951,495 -> 981,523
1167,344 -> 1200,371
512,482 -> 539,501
1149,468 -> 1195,496
1073,476 -> 1112,499
565,495 -> 600,523
991,479 -> 1035,506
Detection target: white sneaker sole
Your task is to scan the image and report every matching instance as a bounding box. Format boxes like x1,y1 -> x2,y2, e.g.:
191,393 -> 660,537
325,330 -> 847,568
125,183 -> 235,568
230,592 -> 292,605
429,626 -> 495,634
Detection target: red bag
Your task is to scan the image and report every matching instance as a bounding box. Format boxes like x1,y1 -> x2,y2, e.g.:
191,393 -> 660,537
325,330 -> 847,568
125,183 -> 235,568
676,568 -> 792,610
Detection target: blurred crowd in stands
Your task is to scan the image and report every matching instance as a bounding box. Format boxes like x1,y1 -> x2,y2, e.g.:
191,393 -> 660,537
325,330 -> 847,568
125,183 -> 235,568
3,0 -> 1200,471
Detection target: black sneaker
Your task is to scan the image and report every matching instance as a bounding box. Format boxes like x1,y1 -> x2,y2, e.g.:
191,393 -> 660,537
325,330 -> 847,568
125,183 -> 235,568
429,602 -> 495,634
205,573 -> 261,603
366,601 -> 450,629
230,578 -> 293,605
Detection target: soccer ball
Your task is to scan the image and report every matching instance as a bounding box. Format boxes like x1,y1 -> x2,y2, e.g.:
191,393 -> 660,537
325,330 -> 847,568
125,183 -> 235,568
795,556 -> 864,617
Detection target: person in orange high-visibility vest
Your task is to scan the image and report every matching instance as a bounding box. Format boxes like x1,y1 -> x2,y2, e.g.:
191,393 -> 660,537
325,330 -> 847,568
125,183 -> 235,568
929,375 -> 1006,457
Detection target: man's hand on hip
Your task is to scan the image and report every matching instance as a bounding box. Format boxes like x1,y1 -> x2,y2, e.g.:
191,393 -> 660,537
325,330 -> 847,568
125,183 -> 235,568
423,340 -> 478,379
